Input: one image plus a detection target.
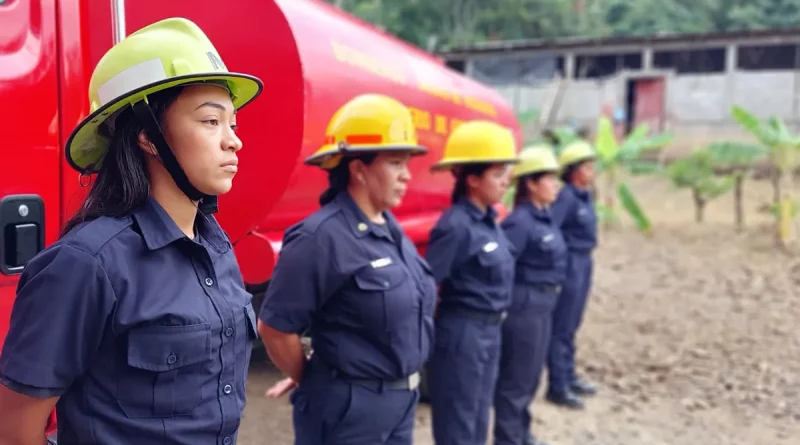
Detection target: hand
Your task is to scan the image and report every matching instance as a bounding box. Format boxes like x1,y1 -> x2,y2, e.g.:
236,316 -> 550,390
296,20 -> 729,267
265,377 -> 297,398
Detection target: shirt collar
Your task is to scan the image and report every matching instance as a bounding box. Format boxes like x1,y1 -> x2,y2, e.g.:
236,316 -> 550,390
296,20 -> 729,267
456,198 -> 497,225
522,201 -> 552,222
132,197 -> 230,253
334,192 -> 396,240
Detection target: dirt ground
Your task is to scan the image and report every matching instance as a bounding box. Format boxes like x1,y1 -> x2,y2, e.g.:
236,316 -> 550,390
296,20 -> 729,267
237,176 -> 800,445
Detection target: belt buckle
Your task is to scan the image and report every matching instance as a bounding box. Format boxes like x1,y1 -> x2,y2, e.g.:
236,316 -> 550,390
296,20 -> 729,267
407,372 -> 420,390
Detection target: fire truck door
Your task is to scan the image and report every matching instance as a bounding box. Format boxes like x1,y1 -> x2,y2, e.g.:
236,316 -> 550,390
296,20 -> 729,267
0,0 -> 59,343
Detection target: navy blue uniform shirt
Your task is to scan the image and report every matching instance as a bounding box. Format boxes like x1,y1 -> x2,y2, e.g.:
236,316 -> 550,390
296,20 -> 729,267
501,202 -> 568,285
425,199 -> 514,314
259,192 -> 437,381
550,184 -> 598,252
0,198 -> 257,445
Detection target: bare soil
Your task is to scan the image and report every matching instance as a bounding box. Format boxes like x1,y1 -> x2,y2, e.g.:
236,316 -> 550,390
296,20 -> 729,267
238,176 -> 800,445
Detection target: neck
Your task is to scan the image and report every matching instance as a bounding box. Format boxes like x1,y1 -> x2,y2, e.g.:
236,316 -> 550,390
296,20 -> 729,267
150,173 -> 199,238
530,198 -> 546,209
348,186 -> 385,224
467,195 -> 488,213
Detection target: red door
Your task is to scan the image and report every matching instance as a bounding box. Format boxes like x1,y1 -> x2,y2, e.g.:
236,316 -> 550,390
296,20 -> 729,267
634,77 -> 665,133
0,0 -> 60,346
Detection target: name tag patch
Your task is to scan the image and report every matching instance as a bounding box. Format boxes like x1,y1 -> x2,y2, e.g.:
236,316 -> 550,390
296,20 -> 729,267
482,241 -> 498,253
370,257 -> 393,269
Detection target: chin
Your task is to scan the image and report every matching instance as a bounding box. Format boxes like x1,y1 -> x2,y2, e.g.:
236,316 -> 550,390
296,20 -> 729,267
386,197 -> 403,209
200,181 -> 233,196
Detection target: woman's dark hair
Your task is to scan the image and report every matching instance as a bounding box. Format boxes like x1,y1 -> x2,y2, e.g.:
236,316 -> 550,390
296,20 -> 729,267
451,163 -> 492,204
62,87 -> 185,235
514,171 -> 549,206
319,153 -> 378,206
560,161 -> 583,184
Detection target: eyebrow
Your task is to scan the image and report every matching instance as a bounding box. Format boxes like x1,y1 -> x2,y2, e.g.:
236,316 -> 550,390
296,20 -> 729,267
195,102 -> 236,114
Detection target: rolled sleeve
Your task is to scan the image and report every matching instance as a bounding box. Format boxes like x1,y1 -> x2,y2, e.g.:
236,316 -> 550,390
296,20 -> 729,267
425,221 -> 467,285
0,244 -> 116,397
258,226 -> 339,335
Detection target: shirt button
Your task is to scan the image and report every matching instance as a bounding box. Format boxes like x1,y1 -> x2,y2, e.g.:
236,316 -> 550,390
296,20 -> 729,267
167,353 -> 177,365
205,277 -> 214,286
223,384 -> 233,394
223,437 -> 232,445
225,327 -> 234,337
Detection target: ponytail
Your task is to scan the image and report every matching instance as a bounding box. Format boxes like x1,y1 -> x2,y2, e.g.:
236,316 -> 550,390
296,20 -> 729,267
451,163 -> 492,204
318,153 -> 378,206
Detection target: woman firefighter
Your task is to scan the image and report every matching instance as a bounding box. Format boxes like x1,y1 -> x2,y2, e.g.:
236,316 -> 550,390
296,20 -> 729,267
0,18 -> 263,444
545,140 -> 599,410
424,121 -> 519,445
493,145 -> 568,445
257,93 -> 438,445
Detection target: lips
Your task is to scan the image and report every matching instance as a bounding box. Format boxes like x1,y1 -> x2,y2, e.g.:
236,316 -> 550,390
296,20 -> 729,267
221,159 -> 238,173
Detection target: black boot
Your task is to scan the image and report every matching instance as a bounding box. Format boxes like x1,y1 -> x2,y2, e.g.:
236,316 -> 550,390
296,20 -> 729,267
570,377 -> 597,396
546,388 -> 584,409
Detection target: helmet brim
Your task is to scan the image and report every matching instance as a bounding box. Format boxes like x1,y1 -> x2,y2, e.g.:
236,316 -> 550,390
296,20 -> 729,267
430,157 -> 521,172
304,144 -> 428,169
65,72 -> 263,174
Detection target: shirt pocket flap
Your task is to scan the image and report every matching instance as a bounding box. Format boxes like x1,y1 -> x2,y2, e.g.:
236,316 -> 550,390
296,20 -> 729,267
353,266 -> 406,291
476,248 -> 504,267
127,323 -> 211,372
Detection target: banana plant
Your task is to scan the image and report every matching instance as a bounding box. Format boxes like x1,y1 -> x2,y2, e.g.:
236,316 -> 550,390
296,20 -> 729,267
730,105 -> 800,246
593,116 -> 675,234
705,141 -> 767,231
665,149 -> 735,223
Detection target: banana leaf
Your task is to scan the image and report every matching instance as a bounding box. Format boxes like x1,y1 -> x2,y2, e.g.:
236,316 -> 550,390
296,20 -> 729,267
730,105 -> 779,146
617,182 -> 652,234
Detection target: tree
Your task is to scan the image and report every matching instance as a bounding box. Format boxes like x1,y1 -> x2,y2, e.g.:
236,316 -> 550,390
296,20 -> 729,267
666,149 -> 734,223
705,141 -> 767,230
593,116 -> 674,234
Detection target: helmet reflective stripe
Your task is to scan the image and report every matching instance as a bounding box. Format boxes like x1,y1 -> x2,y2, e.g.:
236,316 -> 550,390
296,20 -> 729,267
96,58 -> 168,107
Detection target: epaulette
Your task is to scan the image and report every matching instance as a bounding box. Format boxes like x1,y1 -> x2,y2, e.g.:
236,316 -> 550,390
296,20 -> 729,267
300,204 -> 343,234
61,216 -> 133,256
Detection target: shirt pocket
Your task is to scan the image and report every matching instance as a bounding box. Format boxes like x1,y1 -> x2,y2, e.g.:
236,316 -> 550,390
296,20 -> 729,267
475,246 -> 510,285
117,323 -> 212,419
352,264 -> 411,334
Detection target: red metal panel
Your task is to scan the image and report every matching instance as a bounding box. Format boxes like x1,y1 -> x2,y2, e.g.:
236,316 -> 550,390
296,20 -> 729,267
0,0 -> 61,345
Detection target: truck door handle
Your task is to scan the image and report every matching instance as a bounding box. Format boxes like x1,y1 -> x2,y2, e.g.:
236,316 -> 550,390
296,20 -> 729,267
0,195 -> 44,275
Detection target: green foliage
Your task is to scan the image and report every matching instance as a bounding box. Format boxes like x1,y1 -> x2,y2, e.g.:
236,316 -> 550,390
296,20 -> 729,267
666,150 -> 734,200
705,141 -> 767,169
325,0 -> 800,50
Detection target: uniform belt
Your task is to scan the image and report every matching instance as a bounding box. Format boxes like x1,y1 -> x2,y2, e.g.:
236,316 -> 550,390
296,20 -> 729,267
331,369 -> 420,391
444,306 -> 507,325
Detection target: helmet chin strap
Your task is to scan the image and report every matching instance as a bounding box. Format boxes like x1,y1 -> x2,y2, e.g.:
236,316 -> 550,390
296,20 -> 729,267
131,101 -> 219,215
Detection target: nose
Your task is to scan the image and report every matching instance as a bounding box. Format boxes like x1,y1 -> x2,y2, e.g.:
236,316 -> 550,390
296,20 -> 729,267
224,125 -> 243,152
399,163 -> 411,182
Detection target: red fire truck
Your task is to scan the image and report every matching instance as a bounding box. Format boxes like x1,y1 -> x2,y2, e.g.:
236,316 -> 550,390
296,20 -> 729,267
1,0 -> 521,437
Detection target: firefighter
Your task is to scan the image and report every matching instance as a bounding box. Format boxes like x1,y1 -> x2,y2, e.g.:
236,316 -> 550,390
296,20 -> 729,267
545,140 -> 599,409
257,94 -> 438,445
0,18 -> 263,444
493,145 -> 567,445
424,121 -> 519,445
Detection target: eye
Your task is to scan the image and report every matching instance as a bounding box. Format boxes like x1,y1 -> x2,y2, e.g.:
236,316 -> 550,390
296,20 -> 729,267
204,119 -> 220,126
230,124 -> 238,132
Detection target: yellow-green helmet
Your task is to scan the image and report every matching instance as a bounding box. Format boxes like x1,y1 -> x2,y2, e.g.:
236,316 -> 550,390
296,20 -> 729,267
513,144 -> 560,178
558,140 -> 596,169
431,120 -> 519,171
65,17 -> 264,174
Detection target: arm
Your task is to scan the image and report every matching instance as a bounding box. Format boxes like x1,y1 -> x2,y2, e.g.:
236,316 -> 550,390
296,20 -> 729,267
501,215 -> 531,260
424,220 -> 467,286
0,244 -> 115,444
257,226 -> 340,385
549,189 -> 575,228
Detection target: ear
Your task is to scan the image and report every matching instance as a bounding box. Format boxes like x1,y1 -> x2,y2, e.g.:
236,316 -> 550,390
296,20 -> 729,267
348,158 -> 367,185
525,177 -> 538,195
137,130 -> 158,157
465,172 -> 482,191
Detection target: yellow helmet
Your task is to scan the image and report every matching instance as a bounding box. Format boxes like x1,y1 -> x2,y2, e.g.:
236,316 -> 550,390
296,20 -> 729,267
305,94 -> 427,169
431,120 -> 519,171
513,144 -> 560,178
558,140 -> 596,169
65,17 -> 264,174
